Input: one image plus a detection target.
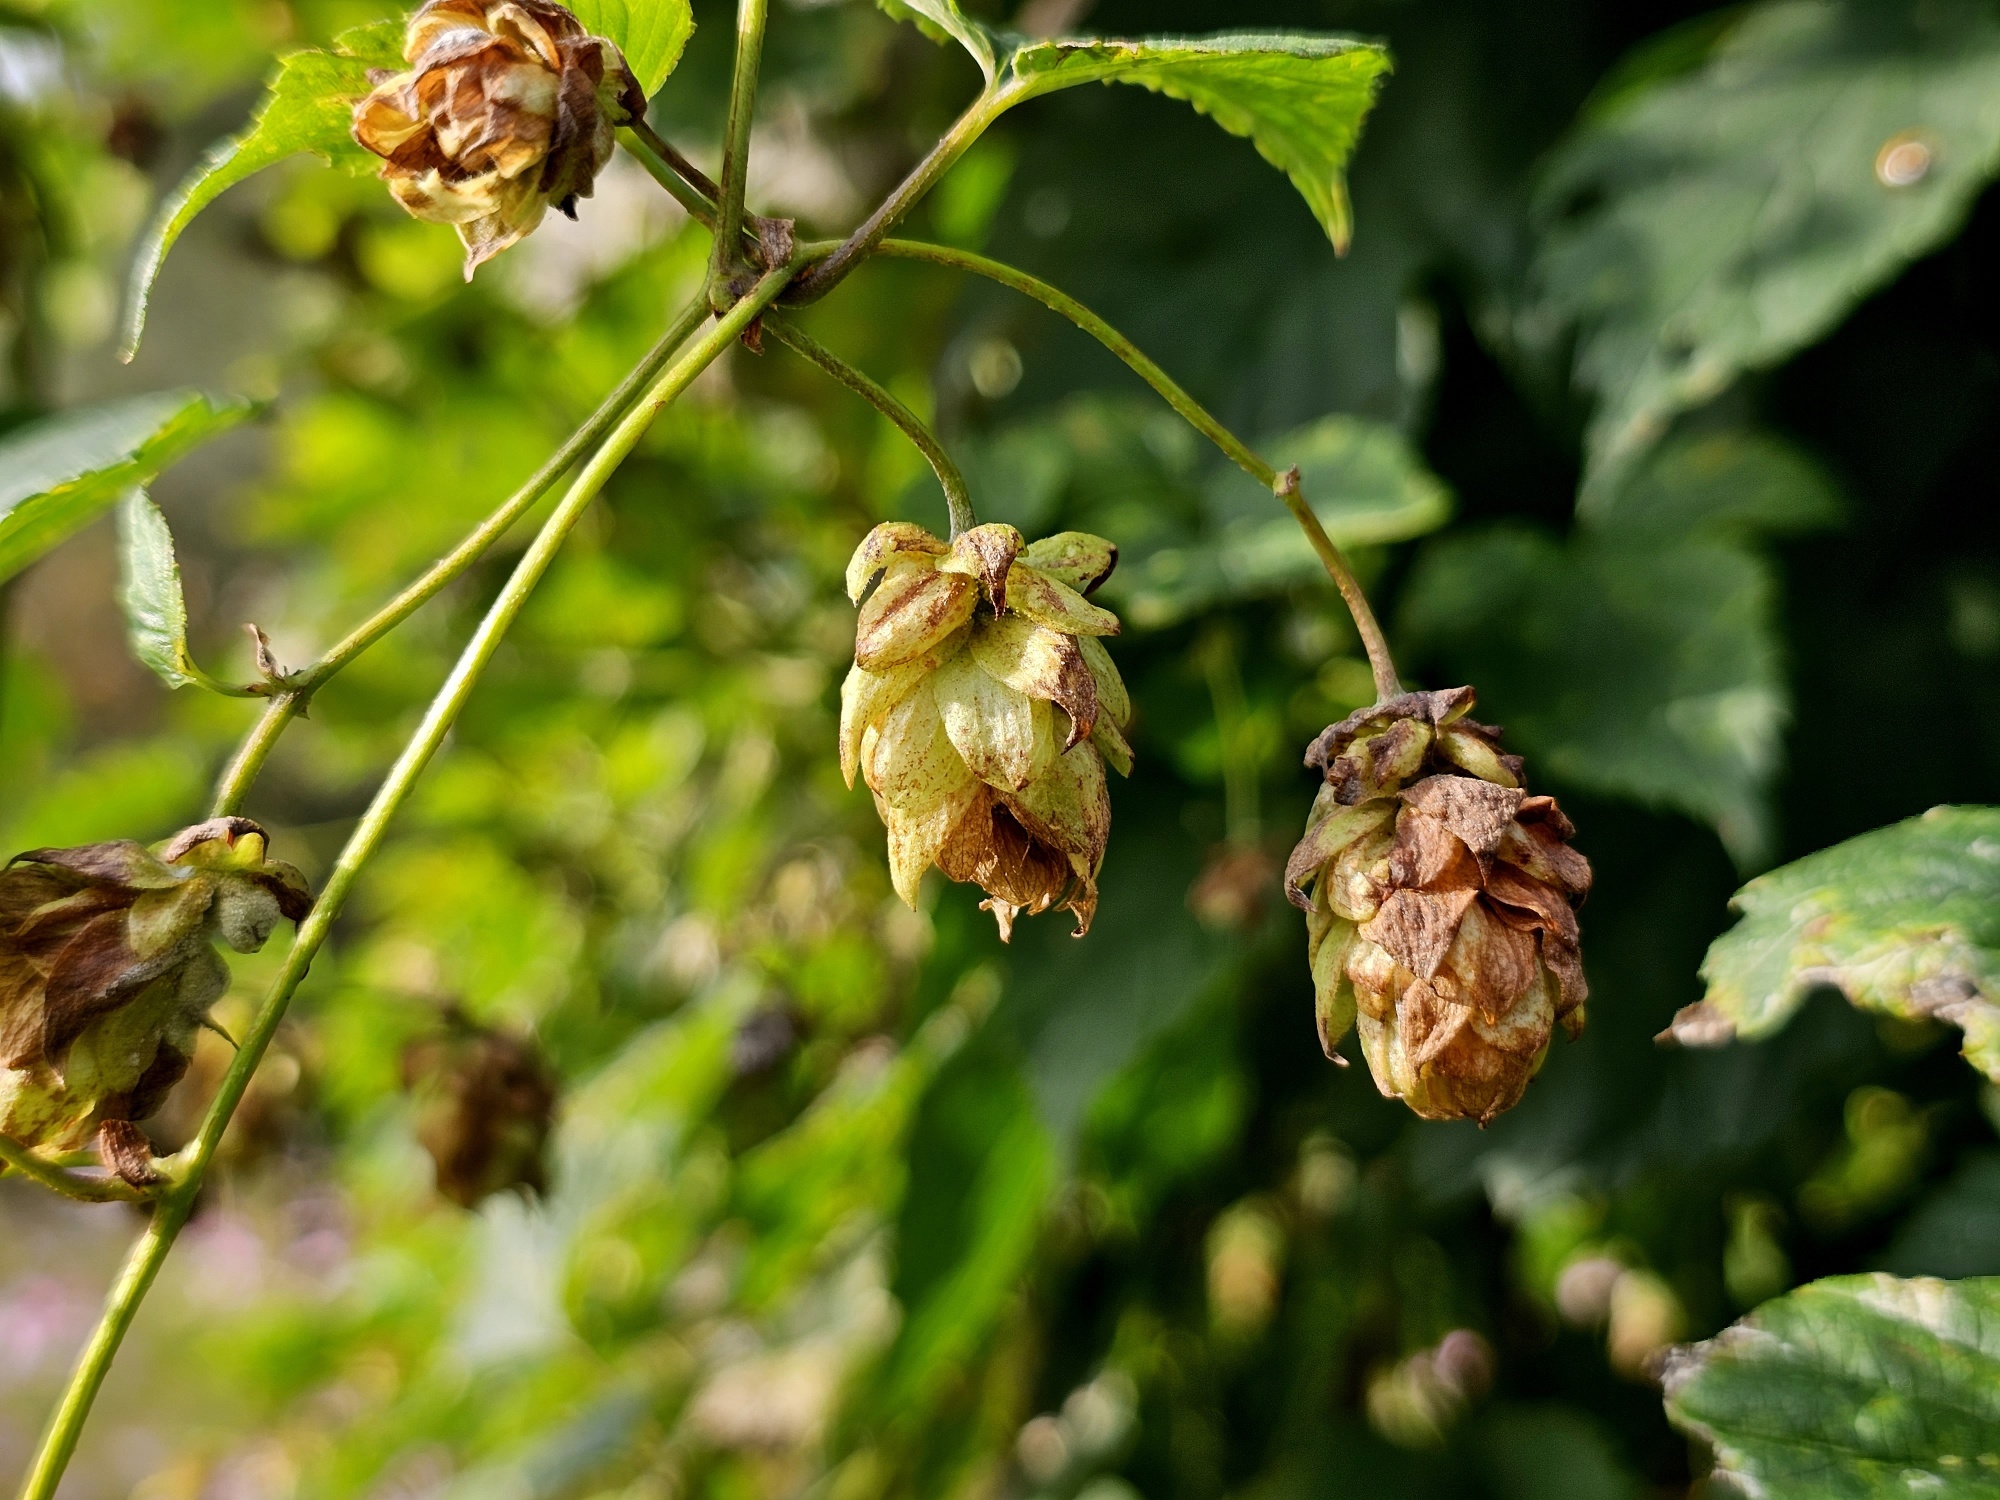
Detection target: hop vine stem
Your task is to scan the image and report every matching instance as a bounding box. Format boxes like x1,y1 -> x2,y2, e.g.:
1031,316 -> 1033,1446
13,271 -> 795,1500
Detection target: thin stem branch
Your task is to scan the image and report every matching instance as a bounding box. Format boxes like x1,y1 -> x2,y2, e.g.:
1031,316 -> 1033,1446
16,269 -> 795,1500
768,316 -> 976,536
0,1135 -> 151,1204
784,87 -> 1012,306
712,0 -> 770,286
873,239 -> 1403,702
629,119 -> 720,212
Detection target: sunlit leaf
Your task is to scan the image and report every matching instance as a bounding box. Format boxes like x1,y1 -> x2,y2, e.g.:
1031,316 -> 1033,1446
1400,430 -> 1836,865
876,0 -> 995,79
1003,32 -> 1392,250
1663,1273 -> 2000,1499
0,390 -> 251,584
1531,0 -> 2000,499
1116,415 -> 1450,628
116,488 -> 217,692
568,0 -> 696,94
119,21 -> 404,360
1685,806 -> 2000,1083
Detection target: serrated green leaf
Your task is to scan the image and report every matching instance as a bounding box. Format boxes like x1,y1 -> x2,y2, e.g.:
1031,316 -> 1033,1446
1003,32 -> 1392,250
120,21 -> 403,360
1115,416 -> 1450,628
1663,1274 -> 2000,1499
1531,0 -> 2000,500
875,0 -> 995,79
1400,430 -> 1835,865
116,487 -> 202,691
567,0 -> 695,94
1693,806 -> 2000,1083
0,390 -> 252,585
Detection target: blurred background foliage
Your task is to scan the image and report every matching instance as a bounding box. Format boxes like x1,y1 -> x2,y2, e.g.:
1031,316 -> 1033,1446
4,0 -> 2000,1497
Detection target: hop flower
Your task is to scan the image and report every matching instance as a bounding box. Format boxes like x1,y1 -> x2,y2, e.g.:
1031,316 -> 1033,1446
402,1014 -> 556,1208
0,818 -> 312,1183
841,521 -> 1133,940
1285,688 -> 1592,1124
351,0 -> 646,277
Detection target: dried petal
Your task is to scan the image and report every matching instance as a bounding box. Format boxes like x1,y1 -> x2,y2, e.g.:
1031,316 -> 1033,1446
934,651 -> 1048,792
854,567 -> 977,670
1092,718 -> 1135,778
939,523 -> 1024,612
1020,532 -> 1118,595
1284,797 -> 1398,910
1005,563 -> 1122,637
1076,635 -> 1131,727
1401,775 -> 1526,857
969,615 -> 1098,748
845,521 -> 947,602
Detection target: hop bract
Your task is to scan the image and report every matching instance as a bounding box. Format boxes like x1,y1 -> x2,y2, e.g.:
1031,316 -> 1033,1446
0,818 -> 312,1182
1285,688 -> 1592,1124
351,0 -> 646,277
841,521 -> 1133,940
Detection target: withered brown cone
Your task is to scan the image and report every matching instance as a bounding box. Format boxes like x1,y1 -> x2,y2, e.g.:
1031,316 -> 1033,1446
403,1016 -> 557,1208
0,818 -> 313,1185
1285,688 -> 1592,1124
841,521 -> 1133,940
351,0 -> 646,277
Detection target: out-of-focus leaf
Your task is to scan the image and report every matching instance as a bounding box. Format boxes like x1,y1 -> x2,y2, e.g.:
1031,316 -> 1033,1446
0,390 -> 251,583
1531,0 -> 2000,498
876,0 -> 994,79
120,21 -> 404,359
116,488 -> 208,691
1662,1273 -> 2000,1498
1116,415 -> 1451,628
567,0 -> 695,94
1476,1405 -> 1644,1500
1886,1152 -> 2000,1279
0,738 -> 205,853
1685,807 -> 2000,1083
1001,33 -> 1392,250
1400,430 -> 1835,864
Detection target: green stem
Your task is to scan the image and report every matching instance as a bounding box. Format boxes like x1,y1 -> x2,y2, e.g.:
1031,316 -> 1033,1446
625,120 -> 720,225
201,314 -> 693,818
872,239 -> 1403,702
767,316 -> 976,537
712,0 -> 770,287
1198,625 -> 1260,846
14,268 -> 794,1500
0,1134 -> 150,1204
784,88 -> 1013,306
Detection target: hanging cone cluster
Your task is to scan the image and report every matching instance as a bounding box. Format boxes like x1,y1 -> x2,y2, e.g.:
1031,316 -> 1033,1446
0,819 -> 312,1183
841,521 -> 1133,940
352,0 -> 645,277
1285,688 -> 1592,1124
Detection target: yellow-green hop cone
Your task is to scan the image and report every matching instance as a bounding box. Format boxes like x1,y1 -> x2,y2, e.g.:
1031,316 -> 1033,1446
351,0 -> 646,278
0,817 -> 312,1185
1285,688 -> 1592,1124
842,521 -> 1130,940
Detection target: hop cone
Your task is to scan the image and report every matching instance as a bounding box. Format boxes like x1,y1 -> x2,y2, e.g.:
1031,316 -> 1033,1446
351,0 -> 645,276
1285,688 -> 1592,1124
403,1016 -> 556,1209
0,818 -> 312,1182
841,521 -> 1133,940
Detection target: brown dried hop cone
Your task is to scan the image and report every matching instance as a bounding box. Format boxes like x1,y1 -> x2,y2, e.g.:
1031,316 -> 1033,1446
1285,688 -> 1592,1124
352,0 -> 646,277
403,1016 -> 556,1209
0,818 -> 312,1184
841,521 -> 1133,940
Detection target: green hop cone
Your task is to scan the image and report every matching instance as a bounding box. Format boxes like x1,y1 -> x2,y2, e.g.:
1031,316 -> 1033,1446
1284,688 -> 1593,1124
841,521 -> 1134,940
0,817 -> 313,1185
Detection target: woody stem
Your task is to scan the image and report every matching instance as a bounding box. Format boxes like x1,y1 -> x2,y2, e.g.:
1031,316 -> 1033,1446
14,270 -> 794,1500
767,316 -> 977,537
871,239 -> 1404,703
712,0 -> 770,287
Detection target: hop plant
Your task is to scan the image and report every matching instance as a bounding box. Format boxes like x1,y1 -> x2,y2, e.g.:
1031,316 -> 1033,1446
403,1014 -> 557,1208
351,0 -> 646,277
841,521 -> 1134,939
0,818 -> 312,1183
1284,689 -> 1592,1124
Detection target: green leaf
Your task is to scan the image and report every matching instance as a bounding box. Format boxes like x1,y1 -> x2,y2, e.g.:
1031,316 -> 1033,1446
1687,806 -> 2000,1083
1531,0 -> 2000,499
1400,430 -> 1834,865
119,21 -> 404,360
0,390 -> 252,585
1663,1273 -> 2000,1499
875,0 -> 995,79
116,488 -> 205,691
1116,415 -> 1451,628
567,0 -> 696,94
1003,32 -> 1392,250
